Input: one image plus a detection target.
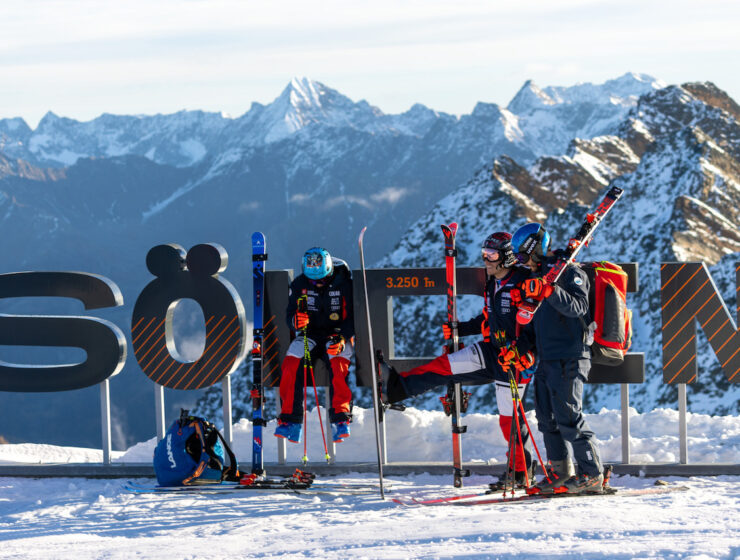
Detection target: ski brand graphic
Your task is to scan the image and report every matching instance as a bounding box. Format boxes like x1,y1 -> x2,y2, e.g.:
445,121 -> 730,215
166,434 -> 176,468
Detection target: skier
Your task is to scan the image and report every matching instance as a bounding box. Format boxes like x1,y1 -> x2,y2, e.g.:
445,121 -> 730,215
509,222 -> 604,494
274,247 -> 354,444
380,232 -> 537,488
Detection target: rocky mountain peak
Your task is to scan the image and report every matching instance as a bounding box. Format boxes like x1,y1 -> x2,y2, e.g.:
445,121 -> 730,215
506,79 -> 556,113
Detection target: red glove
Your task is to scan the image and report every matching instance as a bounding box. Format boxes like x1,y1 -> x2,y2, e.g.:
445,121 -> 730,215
293,311 -> 309,330
498,344 -> 535,374
442,322 -> 452,340
521,278 -> 553,301
497,345 -> 517,371
326,336 -> 345,356
514,350 -> 535,374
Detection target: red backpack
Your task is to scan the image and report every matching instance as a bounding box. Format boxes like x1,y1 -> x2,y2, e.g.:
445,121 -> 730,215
580,261 -> 633,366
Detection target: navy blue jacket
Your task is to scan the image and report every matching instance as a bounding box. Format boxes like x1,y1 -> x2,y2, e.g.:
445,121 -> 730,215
458,266 -> 535,355
531,255 -> 590,360
286,259 -> 354,341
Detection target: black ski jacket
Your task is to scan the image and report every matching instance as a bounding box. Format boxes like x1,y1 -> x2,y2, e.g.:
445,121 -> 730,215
285,258 -> 354,341
530,254 -> 591,360
457,266 -> 535,355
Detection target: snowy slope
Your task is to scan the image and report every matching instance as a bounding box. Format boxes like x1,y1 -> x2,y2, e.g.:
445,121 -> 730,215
0,407 -> 739,559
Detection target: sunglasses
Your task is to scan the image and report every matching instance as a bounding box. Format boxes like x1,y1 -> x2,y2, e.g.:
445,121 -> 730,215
481,248 -> 501,262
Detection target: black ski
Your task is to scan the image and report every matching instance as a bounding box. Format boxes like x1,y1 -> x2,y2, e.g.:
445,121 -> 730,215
358,226 -> 386,499
251,232 -> 268,475
441,223 -> 469,488
516,185 -> 624,325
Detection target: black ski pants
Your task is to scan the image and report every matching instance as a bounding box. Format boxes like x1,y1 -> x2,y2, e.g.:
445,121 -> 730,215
533,358 -> 602,477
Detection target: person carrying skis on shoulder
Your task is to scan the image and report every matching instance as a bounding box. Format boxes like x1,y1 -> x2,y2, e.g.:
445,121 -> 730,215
379,232 -> 538,488
275,247 -> 354,444
509,223 -> 604,495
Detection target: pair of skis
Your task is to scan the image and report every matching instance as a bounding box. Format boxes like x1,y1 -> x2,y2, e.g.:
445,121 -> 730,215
392,482 -> 689,507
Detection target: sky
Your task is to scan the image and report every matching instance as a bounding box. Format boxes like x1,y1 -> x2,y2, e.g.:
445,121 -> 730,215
1,0 -> 739,128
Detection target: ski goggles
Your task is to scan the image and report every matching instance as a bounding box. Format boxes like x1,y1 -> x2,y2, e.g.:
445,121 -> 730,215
304,253 -> 324,267
481,248 -> 502,262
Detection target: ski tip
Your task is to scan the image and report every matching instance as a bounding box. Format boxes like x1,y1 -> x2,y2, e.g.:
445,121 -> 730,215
359,226 -> 367,243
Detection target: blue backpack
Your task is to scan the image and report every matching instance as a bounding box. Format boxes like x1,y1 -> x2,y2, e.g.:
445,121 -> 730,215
153,410 -> 240,487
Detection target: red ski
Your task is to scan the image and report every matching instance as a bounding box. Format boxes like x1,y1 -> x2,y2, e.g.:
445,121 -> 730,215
516,185 -> 624,325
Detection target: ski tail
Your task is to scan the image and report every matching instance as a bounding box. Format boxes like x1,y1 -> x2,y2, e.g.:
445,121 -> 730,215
358,226 -> 386,499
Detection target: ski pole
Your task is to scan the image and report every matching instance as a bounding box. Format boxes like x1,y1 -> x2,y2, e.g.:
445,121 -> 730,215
307,355 -> 331,463
508,369 -> 529,492
297,295 -> 331,464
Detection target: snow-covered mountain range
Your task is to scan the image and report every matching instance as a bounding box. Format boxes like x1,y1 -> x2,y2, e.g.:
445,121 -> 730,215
0,73 -> 736,449
380,81 -> 740,416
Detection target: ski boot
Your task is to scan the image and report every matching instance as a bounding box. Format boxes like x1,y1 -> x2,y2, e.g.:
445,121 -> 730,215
274,421 -> 302,443
377,359 -> 408,404
332,421 -> 350,443
558,471 -> 605,495
526,459 -> 576,495
489,461 -> 537,492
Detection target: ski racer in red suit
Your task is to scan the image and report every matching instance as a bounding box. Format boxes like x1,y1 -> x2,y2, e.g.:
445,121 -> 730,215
380,233 -> 538,488
510,223 -> 604,495
274,247 -> 354,444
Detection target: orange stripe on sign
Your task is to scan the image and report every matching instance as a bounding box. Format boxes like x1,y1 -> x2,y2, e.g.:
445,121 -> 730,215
701,304 -> 724,329
721,341 -> 739,368
150,353 -> 175,383
729,367 -> 739,382
263,363 -> 281,385
144,344 -> 168,372
663,295 -> 714,350
264,314 -> 275,327
180,317 -> 237,389
186,325 -> 240,389
715,331 -> 736,355
264,323 -> 277,339
708,318 -> 731,343
663,278 -> 711,330
664,335 -> 695,370
132,317 -> 156,345
138,331 -> 166,363
161,360 -> 187,387
131,316 -> 146,332
149,356 -> 178,383
661,266 -> 702,311
687,374 -> 696,384
668,355 -> 695,384
661,263 -> 686,291
199,335 -> 242,388
263,336 -> 279,356
136,318 -> 166,352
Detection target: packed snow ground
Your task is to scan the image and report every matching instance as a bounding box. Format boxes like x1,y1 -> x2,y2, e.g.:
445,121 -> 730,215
1,407 -> 739,559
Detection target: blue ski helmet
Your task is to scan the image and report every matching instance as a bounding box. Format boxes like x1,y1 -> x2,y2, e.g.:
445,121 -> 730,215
512,223 -> 551,264
302,247 -> 333,280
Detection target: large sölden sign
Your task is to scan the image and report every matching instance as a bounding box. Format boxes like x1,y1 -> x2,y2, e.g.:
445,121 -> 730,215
0,245 -> 737,392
